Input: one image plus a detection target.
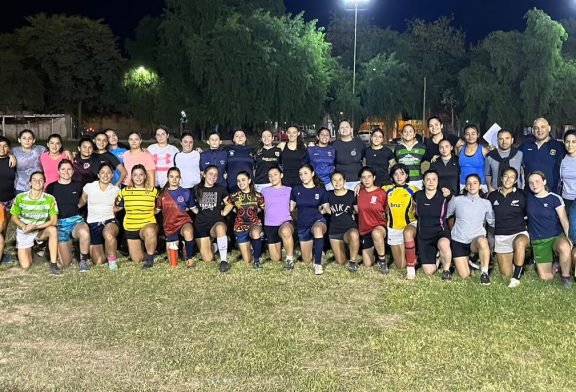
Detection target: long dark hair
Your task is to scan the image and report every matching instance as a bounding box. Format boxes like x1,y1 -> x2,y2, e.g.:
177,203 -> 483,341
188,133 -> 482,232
287,125 -> 306,152
47,133 -> 64,153
129,164 -> 149,189
236,171 -> 257,199
195,165 -> 220,203
462,173 -> 485,197
257,129 -> 273,154
299,164 -> 324,188
161,167 -> 181,197
389,163 -> 411,185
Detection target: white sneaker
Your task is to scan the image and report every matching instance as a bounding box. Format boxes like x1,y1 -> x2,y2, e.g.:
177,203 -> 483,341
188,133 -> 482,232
508,278 -> 521,288
314,264 -> 324,275
406,267 -> 416,280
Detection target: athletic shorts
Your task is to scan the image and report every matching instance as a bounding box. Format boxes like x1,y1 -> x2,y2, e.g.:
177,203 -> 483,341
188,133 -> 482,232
264,222 -> 293,244
125,229 -> 142,241
235,230 -> 251,244
451,239 -> 471,258
57,215 -> 84,243
387,222 -> 417,246
532,236 -> 558,264
361,226 -> 386,250
194,218 -> 225,239
1,199 -> 14,211
494,231 -> 529,254
165,222 -> 193,242
297,218 -> 326,242
16,229 -> 40,249
88,219 -> 118,245
418,231 -> 450,264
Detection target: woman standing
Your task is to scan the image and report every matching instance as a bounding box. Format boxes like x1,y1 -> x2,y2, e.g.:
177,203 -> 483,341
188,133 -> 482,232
122,132 -> 156,188
356,167 -> 388,272
424,116 -> 463,162
147,126 -> 180,188
254,130 -> 281,192
413,170 -> 453,279
560,129 -> 576,212
325,171 -> 360,271
526,171 -> 572,287
305,127 -> 336,188
430,138 -> 460,194
13,130 -> 45,194
365,128 -> 395,186
115,165 -> 158,268
225,129 -> 255,193
290,164 -> 329,275
173,132 -> 201,190
193,166 -> 229,272
279,126 -> 307,188
458,124 -> 488,192
487,168 -> 529,288
40,134 -> 73,188
222,172 -> 265,269
447,174 -> 495,284
332,120 -> 365,190
261,167 -> 295,269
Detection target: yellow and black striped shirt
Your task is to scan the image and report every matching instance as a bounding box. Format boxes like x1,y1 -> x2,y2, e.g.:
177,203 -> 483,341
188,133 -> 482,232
116,187 -> 158,231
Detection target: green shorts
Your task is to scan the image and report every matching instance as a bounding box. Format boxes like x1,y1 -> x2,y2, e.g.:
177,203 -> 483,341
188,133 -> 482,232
531,237 -> 557,264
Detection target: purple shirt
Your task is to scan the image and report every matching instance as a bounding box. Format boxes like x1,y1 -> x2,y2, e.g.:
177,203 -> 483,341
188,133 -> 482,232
261,186 -> 292,226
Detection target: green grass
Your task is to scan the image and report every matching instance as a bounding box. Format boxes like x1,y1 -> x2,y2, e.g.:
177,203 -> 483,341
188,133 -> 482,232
0,244 -> 575,391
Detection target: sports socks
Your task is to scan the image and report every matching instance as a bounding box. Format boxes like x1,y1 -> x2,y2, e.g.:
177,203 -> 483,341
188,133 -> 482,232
217,236 -> 228,262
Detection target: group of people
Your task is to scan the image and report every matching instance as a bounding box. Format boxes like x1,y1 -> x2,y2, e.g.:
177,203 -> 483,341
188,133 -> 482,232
1,116 -> 576,287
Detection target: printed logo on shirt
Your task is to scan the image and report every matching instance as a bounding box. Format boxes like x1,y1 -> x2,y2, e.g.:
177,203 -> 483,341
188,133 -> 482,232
544,203 -> 549,207
511,200 -> 520,207
83,163 -> 90,169
370,196 -> 377,204
275,151 -> 280,157
219,160 -> 226,165
493,200 -> 499,206
550,149 -> 556,156
351,149 -> 357,157
177,196 -> 185,203
314,194 -> 319,200
229,150 -> 235,156
328,151 -> 333,157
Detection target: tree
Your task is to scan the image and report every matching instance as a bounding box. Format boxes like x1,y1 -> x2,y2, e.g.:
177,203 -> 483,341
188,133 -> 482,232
123,66 -> 160,134
17,14 -> 124,131
125,16 -> 161,69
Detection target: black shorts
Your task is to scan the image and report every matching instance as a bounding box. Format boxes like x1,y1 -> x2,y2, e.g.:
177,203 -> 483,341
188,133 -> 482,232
418,231 -> 450,264
88,219 -> 118,245
451,239 -> 471,258
125,229 -> 141,241
194,218 -> 225,239
361,234 -> 374,250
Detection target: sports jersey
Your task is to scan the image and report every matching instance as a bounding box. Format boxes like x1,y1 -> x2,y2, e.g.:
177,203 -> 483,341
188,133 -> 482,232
430,156 -> 460,194
157,187 -> 195,236
526,192 -> 564,240
109,146 -> 127,163
0,156 -> 16,202
261,186 -> 292,226
10,191 -> 58,225
13,145 -> 46,192
193,184 -> 228,228
290,185 -> 328,230
40,152 -> 68,188
332,138 -> 365,181
382,184 -> 419,230
305,145 -> 336,184
281,145 -> 306,187
72,156 -> 99,186
357,187 -> 387,235
519,138 -> 565,193
447,194 -> 495,244
487,188 -> 527,236
174,151 -> 201,188
83,181 -> 120,223
116,187 -> 158,231
459,145 -> 486,184
123,150 -> 156,186
394,142 -> 426,182
45,181 -> 83,219
365,146 -> 394,186
226,145 -> 255,192
200,149 -> 228,187
327,190 -> 357,236
147,143 -> 180,187
254,147 -> 281,184
226,191 -> 265,232
413,190 -> 450,239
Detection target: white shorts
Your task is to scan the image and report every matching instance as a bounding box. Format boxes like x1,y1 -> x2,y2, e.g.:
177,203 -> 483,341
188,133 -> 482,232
16,229 -> 40,249
255,183 -> 272,192
494,231 -> 529,253
387,222 -> 417,246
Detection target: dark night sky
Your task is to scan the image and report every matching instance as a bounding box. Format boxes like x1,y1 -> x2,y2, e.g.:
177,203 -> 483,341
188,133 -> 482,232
0,0 -> 572,44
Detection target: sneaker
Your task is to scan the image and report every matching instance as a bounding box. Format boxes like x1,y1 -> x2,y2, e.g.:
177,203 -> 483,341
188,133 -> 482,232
50,263 -> 62,276
314,264 -> 324,275
378,261 -> 389,275
508,278 -> 520,288
253,260 -> 263,270
480,272 -> 491,286
219,261 -> 230,273
406,267 -> 416,280
441,270 -> 452,281
348,261 -> 358,273
185,258 -> 196,269
1,253 -> 15,264
562,276 -> 573,289
108,261 -> 118,271
284,259 -> 294,270
78,261 -> 90,272
143,259 -> 154,269
34,240 -> 46,258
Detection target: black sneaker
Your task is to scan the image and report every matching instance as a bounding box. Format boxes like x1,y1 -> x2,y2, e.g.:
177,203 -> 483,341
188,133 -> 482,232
219,261 -> 230,273
441,270 -> 452,281
253,260 -> 263,270
50,263 -> 62,276
480,272 -> 491,286
378,261 -> 389,275
562,276 -> 573,289
348,261 -> 358,273
284,259 -> 294,270
143,259 -> 154,269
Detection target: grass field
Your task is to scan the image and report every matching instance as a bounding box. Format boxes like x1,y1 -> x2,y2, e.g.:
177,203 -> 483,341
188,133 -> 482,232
1,245 -> 575,391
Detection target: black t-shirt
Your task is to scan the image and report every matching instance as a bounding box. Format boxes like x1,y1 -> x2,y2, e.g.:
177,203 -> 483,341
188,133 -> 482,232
413,189 -> 450,239
254,146 -> 281,184
94,151 -> 121,173
193,184 -> 228,228
430,155 -> 460,194
45,181 -> 84,219
0,157 -> 16,202
327,190 -> 357,236
424,134 -> 460,162
487,189 -> 527,236
72,156 -> 99,186
281,146 -> 306,187
333,138 -> 365,181
365,146 -> 394,186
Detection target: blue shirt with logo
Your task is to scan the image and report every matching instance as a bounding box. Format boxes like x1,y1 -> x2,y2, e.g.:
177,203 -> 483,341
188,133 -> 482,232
305,145 -> 336,184
200,149 -> 228,187
519,138 -> 565,193
290,185 -> 328,229
527,192 -> 564,240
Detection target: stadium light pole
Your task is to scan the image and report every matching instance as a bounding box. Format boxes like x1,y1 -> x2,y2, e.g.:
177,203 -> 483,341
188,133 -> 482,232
345,0 -> 370,96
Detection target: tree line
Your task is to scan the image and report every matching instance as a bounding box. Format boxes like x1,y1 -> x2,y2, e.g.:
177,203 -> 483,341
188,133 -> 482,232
1,1 -> 576,136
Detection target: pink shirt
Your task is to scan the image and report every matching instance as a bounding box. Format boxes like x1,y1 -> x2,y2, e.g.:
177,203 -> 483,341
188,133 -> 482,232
123,150 -> 156,186
40,152 -> 67,188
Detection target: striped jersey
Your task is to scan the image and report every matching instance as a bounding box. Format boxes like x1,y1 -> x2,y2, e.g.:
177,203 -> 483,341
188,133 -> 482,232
394,142 -> 426,181
116,187 -> 158,231
382,184 -> 419,230
10,191 -> 58,225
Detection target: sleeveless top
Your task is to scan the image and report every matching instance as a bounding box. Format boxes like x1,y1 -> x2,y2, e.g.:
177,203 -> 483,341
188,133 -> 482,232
459,145 -> 486,185
281,145 -> 306,187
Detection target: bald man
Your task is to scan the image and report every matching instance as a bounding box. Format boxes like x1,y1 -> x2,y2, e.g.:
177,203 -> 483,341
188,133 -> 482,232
519,118 -> 565,192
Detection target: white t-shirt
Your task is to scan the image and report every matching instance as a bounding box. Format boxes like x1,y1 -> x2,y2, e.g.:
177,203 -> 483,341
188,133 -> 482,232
147,144 -> 180,187
174,151 -> 201,188
83,181 -> 121,223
